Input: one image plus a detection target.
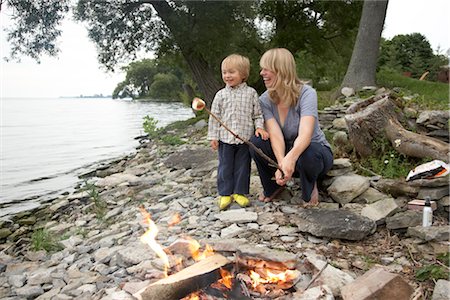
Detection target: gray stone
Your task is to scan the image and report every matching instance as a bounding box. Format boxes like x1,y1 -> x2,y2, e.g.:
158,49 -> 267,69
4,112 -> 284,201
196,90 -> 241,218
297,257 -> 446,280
327,175 -> 370,204
407,226 -> 450,242
14,285 -> 45,298
237,244 -> 297,269
290,209 -> 376,241
305,253 -> 354,297
220,223 -> 244,238
214,209 -> 258,223
361,198 -> 400,224
417,187 -> 449,200
163,148 -> 216,170
386,211 -> 422,229
431,279 -> 450,300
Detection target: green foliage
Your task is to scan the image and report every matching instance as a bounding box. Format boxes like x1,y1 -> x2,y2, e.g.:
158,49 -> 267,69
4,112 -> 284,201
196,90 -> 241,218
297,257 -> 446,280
160,135 -> 185,146
3,0 -> 70,62
113,57 -> 188,100
359,138 -> 428,179
378,33 -> 449,81
377,68 -> 449,109
148,73 -> 182,101
415,253 -> 449,282
416,264 -> 448,282
143,116 -> 161,139
31,229 -> 62,252
143,116 -> 186,145
83,180 -> 106,219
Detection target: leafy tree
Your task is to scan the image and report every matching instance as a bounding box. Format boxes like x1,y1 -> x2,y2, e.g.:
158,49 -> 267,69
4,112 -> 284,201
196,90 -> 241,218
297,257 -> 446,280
3,0 -> 260,107
3,0 -> 363,100
340,0 -> 389,91
112,56 -> 188,100
258,0 -> 363,89
378,33 -> 447,80
148,73 -> 181,101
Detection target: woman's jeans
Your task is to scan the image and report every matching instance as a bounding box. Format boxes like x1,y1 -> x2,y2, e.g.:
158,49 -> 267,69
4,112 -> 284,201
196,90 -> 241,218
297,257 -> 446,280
249,136 -> 333,201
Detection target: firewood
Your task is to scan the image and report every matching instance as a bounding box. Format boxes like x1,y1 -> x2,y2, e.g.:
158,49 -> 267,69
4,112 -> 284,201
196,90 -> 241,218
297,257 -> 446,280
133,254 -> 231,300
345,93 -> 449,162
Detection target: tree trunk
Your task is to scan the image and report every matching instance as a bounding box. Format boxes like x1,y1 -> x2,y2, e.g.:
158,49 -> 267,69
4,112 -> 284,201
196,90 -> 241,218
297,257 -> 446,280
340,0 -> 388,91
149,0 -> 222,108
345,93 -> 450,162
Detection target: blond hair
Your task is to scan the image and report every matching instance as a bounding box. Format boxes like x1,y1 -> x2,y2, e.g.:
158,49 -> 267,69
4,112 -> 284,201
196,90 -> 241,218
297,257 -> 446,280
260,48 -> 302,107
221,54 -> 250,82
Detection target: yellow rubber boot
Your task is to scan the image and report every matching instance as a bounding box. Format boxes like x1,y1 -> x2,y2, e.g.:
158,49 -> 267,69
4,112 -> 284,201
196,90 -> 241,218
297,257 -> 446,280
218,196 -> 232,210
233,194 -> 250,207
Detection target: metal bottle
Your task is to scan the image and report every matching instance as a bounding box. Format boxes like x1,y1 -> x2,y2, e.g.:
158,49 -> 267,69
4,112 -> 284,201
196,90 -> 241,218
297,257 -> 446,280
422,197 -> 433,227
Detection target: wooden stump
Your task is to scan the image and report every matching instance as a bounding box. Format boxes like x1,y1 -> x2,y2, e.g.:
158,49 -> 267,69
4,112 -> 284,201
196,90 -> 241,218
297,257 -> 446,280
345,93 -> 449,162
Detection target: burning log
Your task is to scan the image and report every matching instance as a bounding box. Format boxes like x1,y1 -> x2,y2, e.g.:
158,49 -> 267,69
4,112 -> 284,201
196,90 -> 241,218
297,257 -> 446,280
133,254 -> 231,300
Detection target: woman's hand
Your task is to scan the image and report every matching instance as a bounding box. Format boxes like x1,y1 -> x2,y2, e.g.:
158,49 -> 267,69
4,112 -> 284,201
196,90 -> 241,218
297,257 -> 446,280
276,155 -> 296,185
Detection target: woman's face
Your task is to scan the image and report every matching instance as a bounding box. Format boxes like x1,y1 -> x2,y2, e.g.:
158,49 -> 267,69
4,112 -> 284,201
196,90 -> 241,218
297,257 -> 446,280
260,67 -> 276,88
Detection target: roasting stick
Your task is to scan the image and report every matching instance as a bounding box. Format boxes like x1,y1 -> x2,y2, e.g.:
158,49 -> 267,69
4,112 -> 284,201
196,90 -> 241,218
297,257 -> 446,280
192,97 -> 284,177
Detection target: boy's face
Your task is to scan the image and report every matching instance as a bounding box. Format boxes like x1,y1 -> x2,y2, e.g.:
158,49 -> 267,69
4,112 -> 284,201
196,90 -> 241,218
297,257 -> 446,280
222,67 -> 245,88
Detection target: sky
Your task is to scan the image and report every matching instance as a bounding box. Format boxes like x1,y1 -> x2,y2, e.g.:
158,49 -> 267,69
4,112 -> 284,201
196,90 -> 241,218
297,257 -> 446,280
1,0 -> 449,98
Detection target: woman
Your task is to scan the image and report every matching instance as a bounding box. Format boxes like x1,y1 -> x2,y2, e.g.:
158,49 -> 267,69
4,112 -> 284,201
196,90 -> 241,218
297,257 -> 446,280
249,48 -> 333,206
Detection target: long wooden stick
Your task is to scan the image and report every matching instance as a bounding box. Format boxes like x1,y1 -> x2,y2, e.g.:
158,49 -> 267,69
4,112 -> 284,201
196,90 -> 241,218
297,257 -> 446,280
204,106 -> 283,174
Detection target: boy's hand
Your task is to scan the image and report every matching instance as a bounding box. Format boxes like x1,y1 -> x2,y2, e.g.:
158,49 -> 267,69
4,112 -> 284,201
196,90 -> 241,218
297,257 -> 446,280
255,128 -> 269,140
210,140 -> 219,150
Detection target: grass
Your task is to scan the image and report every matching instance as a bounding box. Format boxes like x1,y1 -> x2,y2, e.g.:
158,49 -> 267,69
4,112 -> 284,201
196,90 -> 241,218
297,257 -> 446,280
377,68 -> 449,110
31,228 -> 63,252
83,180 -> 107,219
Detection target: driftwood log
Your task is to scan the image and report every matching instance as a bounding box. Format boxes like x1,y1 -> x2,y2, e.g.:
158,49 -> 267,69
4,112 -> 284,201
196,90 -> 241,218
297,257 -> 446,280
133,254 -> 230,300
345,93 -> 449,162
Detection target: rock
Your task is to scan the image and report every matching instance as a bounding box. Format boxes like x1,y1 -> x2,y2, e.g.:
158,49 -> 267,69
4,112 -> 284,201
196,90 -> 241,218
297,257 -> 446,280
431,279 -> 450,300
214,209 -> 258,223
327,175 -> 370,204
292,285 -> 335,300
163,148 -> 216,170
407,226 -> 450,242
340,267 -> 413,300
341,87 -> 355,97
386,211 -> 422,229
290,209 -> 376,241
361,198 -> 400,224
305,253 -> 355,297
237,244 -> 298,269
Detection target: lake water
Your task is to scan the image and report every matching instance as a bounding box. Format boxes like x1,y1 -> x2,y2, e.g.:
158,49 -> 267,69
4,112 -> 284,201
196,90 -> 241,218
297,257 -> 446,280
1,97 -> 194,214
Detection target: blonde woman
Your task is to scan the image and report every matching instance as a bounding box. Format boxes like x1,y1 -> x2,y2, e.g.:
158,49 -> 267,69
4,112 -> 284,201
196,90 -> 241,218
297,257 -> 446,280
249,48 -> 333,206
207,54 -> 269,210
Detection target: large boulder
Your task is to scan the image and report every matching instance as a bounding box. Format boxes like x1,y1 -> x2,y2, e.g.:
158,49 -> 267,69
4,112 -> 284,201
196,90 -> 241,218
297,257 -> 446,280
290,209 -> 376,241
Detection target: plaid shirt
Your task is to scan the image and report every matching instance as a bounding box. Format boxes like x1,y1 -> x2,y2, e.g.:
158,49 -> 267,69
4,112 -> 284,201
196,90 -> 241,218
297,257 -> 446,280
207,82 -> 264,144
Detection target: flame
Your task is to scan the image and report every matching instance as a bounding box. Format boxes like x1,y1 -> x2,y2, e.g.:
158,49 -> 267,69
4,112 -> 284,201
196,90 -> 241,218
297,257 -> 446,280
249,268 -> 298,288
183,293 -> 200,300
218,268 -> 233,289
168,213 -> 181,227
184,237 -> 215,261
139,206 -> 170,277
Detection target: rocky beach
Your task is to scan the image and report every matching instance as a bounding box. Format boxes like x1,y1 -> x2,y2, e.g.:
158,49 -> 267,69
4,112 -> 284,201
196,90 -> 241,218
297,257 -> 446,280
1,91 -> 449,300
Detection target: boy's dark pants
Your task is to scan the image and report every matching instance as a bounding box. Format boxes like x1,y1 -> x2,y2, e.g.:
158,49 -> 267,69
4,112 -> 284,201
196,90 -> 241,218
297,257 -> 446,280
218,141 -> 250,196
249,136 -> 333,201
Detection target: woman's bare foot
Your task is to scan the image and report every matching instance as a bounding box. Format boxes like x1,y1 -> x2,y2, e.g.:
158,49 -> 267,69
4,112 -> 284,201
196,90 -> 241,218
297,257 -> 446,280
303,183 -> 319,208
258,187 -> 285,202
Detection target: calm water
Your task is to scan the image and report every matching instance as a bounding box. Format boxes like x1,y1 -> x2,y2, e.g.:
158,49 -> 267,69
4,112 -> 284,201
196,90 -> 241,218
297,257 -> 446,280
1,97 -> 194,212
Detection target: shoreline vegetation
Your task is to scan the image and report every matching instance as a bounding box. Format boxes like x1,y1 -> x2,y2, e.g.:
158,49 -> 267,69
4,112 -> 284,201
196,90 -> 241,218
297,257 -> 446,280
0,87 -> 448,299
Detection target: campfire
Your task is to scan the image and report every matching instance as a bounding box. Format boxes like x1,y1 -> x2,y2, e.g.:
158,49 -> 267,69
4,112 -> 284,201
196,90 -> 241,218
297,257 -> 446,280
134,207 -> 301,300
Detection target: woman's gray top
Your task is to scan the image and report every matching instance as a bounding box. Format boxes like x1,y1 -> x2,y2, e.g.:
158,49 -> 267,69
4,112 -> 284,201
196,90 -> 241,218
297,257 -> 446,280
259,84 -> 331,150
